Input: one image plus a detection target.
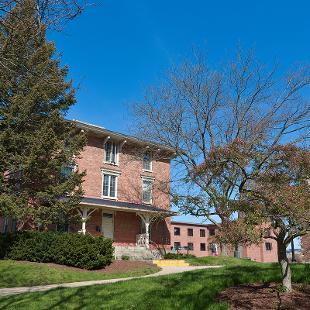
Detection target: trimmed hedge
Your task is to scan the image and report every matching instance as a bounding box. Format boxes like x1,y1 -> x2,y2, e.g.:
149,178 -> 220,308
164,253 -> 196,259
1,231 -> 114,270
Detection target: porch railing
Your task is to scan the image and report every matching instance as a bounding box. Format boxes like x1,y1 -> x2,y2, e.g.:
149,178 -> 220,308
136,233 -> 149,247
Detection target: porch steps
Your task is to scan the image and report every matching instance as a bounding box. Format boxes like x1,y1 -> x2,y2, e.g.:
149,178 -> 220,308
153,260 -> 190,267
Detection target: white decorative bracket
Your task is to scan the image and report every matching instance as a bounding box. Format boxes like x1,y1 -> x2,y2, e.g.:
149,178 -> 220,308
78,207 -> 97,235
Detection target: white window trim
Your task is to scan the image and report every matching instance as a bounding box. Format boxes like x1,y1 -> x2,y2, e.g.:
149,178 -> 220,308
142,151 -> 153,172
101,169 -> 121,200
103,139 -> 119,166
141,176 -> 153,204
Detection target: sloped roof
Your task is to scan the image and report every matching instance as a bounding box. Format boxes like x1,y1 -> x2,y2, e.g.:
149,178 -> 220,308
73,120 -> 175,154
81,197 -> 176,215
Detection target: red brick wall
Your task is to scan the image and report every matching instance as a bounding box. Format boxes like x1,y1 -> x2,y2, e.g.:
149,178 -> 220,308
75,133 -> 171,246
76,135 -> 171,210
170,222 -> 278,262
114,211 -> 141,245
170,222 -> 218,257
242,239 -> 277,262
302,234 -> 310,262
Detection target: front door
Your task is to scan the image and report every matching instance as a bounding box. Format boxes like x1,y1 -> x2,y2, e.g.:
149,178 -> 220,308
102,212 -> 114,239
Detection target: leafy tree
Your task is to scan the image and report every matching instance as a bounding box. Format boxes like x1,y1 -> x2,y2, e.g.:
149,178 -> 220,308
0,0 -> 85,230
238,145 -> 310,291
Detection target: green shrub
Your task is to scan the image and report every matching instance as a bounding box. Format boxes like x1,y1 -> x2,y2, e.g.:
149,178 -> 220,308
0,233 -> 16,259
49,233 -> 114,269
8,231 -> 56,262
5,231 -> 114,270
164,253 -> 196,259
121,255 -> 130,261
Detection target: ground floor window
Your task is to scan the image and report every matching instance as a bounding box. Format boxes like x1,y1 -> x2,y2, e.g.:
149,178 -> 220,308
174,242 -> 181,250
200,243 -> 206,251
187,242 -> 194,250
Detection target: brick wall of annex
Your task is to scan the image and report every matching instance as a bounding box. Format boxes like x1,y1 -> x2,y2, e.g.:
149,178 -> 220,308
302,234 -> 310,262
170,222 -> 278,262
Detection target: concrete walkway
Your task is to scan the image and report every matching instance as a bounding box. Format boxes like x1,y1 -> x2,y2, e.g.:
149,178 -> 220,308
0,265 -> 222,297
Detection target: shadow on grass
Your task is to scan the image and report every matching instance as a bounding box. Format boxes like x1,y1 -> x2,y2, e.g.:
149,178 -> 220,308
0,264 -> 309,310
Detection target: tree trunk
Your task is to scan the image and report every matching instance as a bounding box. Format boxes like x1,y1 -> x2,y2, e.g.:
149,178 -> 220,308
277,241 -> 292,292
221,243 -> 228,256
291,239 -> 296,262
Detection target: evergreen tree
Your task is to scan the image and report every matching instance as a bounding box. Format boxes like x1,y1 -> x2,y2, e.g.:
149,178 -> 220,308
0,0 -> 85,230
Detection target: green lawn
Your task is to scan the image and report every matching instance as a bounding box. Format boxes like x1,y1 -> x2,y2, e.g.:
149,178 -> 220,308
186,255 -> 255,267
0,260 -> 160,288
0,258 -> 309,310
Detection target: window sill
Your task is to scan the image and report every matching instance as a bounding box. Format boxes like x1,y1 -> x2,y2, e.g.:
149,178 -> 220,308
103,162 -> 119,167
101,196 -> 118,200
142,201 -> 152,205
143,169 -> 153,173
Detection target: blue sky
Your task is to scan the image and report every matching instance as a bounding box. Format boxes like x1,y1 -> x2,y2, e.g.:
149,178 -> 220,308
49,0 -> 309,229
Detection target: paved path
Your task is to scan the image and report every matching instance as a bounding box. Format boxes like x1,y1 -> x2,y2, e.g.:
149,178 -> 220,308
0,265 -> 222,297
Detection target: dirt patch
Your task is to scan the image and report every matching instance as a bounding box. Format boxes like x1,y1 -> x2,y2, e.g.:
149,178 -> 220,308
218,282 -> 310,310
13,260 -> 158,273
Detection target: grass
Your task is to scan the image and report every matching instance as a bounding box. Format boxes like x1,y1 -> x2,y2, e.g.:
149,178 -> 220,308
186,255 -> 255,267
0,258 -> 309,309
0,260 -> 160,288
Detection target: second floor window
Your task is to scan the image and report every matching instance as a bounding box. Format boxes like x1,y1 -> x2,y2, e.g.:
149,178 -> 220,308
209,228 -> 216,236
143,151 -> 152,171
103,174 -> 117,198
200,229 -> 205,237
174,227 -> 180,236
265,242 -> 272,251
105,140 -> 118,164
142,178 -> 153,203
187,228 -> 193,236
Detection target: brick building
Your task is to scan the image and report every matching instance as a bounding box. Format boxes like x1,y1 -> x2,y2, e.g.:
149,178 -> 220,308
171,221 -> 278,262
0,120 -> 279,261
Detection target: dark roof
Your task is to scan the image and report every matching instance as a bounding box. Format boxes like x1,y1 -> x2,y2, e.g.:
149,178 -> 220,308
73,120 -> 175,154
171,221 -> 217,228
81,197 -> 175,214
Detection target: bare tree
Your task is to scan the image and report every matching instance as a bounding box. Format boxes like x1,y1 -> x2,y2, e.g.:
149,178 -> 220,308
132,49 -> 310,253
0,0 -> 87,30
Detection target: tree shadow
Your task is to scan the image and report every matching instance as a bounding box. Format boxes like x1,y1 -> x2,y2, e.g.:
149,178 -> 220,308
0,264 -> 309,309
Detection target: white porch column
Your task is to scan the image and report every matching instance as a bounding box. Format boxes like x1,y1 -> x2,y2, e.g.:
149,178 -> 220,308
138,213 -> 151,248
78,207 -> 97,235
81,208 -> 88,235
